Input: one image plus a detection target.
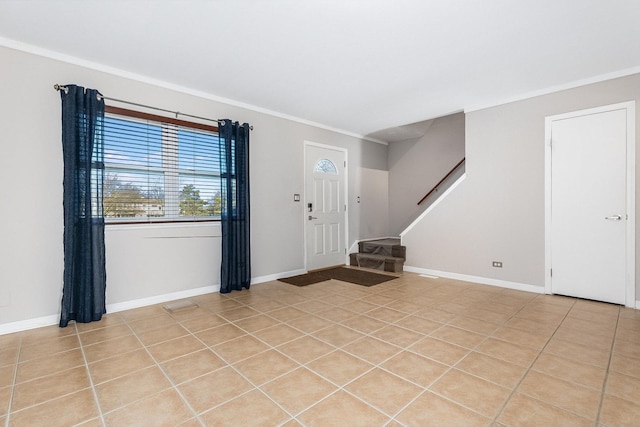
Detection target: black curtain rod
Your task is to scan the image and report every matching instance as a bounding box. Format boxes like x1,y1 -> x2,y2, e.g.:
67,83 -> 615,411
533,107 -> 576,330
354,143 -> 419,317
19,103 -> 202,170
53,84 -> 253,130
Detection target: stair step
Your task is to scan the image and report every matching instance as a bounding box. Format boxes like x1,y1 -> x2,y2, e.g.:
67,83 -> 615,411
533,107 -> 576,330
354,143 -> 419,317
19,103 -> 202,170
349,253 -> 404,273
358,239 -> 406,259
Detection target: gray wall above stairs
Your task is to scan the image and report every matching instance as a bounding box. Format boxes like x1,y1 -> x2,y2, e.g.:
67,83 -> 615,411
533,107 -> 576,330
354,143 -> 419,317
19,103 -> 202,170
388,112 -> 466,235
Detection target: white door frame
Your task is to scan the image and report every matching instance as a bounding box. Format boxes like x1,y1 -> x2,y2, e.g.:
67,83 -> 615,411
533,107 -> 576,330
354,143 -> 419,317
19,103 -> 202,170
544,101 -> 636,307
303,141 -> 349,271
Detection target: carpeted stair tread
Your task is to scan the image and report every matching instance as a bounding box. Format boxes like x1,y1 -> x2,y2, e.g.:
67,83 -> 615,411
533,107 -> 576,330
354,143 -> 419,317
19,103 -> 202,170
351,238 -> 406,273
352,253 -> 404,262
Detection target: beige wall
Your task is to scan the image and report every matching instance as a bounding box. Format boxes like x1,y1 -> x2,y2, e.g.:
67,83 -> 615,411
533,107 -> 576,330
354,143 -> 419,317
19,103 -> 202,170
404,73 -> 640,300
0,46 -> 390,328
388,113 -> 465,235
3,44 -> 638,330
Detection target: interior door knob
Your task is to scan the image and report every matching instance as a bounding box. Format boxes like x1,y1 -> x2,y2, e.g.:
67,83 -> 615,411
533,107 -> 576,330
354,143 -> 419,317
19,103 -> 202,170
308,216 -> 318,220
604,215 -> 622,220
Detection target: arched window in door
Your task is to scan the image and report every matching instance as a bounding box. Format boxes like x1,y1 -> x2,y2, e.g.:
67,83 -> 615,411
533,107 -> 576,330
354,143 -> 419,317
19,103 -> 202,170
314,159 -> 338,174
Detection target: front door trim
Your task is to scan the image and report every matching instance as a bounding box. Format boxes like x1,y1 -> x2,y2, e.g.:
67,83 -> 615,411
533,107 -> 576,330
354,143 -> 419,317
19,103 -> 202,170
544,101 -> 636,307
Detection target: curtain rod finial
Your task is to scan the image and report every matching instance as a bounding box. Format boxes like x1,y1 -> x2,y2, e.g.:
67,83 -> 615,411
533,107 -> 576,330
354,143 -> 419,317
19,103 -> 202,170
54,84 -> 69,94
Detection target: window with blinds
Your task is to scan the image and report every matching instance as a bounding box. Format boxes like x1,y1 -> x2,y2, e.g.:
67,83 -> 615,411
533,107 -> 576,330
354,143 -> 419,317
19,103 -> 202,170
103,107 -> 221,222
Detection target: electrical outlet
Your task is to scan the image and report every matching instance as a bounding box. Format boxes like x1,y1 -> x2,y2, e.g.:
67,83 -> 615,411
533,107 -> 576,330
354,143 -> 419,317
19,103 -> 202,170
492,261 -> 503,268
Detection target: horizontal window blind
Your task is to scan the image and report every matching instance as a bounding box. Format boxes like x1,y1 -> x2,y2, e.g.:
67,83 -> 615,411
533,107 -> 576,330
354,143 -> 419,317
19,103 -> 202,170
103,108 -> 221,222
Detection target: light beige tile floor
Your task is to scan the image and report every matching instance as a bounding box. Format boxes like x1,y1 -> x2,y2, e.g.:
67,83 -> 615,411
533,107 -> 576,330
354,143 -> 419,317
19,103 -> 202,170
2,271 -> 640,426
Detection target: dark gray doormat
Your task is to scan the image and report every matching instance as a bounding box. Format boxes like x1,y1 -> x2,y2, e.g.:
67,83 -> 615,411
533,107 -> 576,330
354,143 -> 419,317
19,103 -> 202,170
279,267 -> 397,287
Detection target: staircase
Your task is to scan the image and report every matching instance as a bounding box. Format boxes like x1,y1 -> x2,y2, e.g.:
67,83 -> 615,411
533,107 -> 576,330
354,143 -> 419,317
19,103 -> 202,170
349,238 -> 406,273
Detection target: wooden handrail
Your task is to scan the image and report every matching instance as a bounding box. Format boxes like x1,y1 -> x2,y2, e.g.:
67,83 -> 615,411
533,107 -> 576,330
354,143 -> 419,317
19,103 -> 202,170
417,158 -> 465,205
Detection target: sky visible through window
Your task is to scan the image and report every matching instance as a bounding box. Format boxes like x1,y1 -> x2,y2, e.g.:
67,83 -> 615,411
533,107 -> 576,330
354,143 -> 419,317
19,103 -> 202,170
105,117 -> 163,168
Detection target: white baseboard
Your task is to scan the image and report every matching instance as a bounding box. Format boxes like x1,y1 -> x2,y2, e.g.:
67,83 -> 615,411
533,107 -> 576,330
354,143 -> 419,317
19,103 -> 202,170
636,300 -> 640,309
0,269 -> 309,336
106,285 -> 219,314
251,269 -> 306,285
2,268 -> 634,336
0,314 -> 60,335
404,265 -> 544,295
0,285 -> 222,336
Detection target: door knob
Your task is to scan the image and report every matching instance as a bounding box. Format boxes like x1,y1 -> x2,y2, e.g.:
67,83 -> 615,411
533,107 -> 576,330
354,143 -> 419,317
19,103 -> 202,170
604,215 -> 622,220
308,216 -> 318,220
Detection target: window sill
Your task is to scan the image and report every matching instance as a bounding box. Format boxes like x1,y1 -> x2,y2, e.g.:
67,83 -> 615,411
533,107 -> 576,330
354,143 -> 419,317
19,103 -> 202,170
106,221 -> 221,237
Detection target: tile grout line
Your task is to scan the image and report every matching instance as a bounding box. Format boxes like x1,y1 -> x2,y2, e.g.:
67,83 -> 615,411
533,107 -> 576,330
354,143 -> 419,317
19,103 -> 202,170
8,325 -> 104,425
152,306 -> 250,424
230,285 -> 421,425
429,293 -> 571,425
285,282 -> 409,425
181,303 -> 301,424
595,305 -> 622,425
381,282 -> 526,425
172,288 -> 614,424
206,305 -> 360,425
213,290 -> 402,425
156,308 -> 265,426
6,277 -> 638,427
169,288 -> 584,424
77,323 -> 108,427
350,286 -> 575,422
487,299 -> 563,422
104,290 -> 500,424
282,289 -> 479,423
4,331 -> 22,427
388,296 -> 526,425
384,361 -> 464,425
490,297 -> 606,424
239,292 -> 394,424
121,317 -> 204,425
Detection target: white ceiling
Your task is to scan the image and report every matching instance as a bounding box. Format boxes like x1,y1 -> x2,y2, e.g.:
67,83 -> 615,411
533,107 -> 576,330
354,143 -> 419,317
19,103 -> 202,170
1,0 -> 640,142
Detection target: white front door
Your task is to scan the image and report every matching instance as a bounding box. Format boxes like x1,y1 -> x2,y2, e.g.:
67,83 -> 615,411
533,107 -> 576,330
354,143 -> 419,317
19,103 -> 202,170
546,102 -> 635,305
305,143 -> 347,271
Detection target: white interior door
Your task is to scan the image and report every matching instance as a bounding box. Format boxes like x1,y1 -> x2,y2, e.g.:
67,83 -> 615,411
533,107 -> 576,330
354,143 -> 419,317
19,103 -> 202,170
305,143 -> 346,271
548,104 -> 633,305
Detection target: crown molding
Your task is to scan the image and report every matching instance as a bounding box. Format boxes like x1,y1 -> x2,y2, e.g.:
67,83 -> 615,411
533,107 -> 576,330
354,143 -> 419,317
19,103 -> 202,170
0,36 -> 388,145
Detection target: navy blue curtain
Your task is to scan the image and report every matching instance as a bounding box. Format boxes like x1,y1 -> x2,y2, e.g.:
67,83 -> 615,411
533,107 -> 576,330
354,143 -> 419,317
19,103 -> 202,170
59,85 -> 106,327
218,120 -> 251,293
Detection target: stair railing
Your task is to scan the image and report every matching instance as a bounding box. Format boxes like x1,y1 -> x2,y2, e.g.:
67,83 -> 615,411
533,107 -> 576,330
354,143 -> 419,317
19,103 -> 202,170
417,158 -> 466,205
